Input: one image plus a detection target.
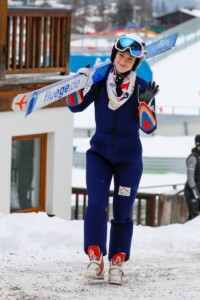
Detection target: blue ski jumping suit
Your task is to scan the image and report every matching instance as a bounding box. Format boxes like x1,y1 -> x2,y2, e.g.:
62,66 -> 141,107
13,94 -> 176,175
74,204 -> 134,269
69,75 -> 157,261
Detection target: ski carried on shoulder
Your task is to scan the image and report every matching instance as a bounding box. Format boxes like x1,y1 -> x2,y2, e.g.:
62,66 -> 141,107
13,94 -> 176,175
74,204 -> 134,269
12,60 -> 112,116
12,32 -> 178,116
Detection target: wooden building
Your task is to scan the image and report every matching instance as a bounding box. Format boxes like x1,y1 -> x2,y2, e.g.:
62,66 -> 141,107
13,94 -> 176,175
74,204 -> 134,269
151,8 -> 200,32
0,1 -> 74,219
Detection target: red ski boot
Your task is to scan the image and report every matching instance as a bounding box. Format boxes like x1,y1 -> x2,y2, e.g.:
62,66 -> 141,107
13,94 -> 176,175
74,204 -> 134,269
109,252 -> 126,285
85,246 -> 105,279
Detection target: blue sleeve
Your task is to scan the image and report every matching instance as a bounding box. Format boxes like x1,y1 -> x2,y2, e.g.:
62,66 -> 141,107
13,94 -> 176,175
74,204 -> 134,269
68,85 -> 96,113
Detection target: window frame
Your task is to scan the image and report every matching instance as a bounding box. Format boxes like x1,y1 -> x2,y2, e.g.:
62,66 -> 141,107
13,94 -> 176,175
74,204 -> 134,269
11,133 -> 47,213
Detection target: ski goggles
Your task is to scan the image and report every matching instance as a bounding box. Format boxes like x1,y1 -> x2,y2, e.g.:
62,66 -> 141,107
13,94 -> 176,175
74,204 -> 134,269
114,37 -> 145,58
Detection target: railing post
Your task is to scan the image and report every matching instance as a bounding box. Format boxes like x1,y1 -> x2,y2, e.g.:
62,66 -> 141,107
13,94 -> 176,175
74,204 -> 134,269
0,0 -> 7,80
145,196 -> 157,226
158,194 -> 188,225
75,193 -> 79,219
83,194 -> 87,218
137,198 -> 142,225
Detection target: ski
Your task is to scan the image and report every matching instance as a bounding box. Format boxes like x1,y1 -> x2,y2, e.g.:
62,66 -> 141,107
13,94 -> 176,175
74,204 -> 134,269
146,32 -> 178,59
12,33 -> 178,116
12,60 -> 112,115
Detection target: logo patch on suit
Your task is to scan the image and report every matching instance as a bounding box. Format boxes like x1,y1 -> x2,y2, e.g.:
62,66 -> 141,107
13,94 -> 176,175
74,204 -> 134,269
118,186 -> 131,196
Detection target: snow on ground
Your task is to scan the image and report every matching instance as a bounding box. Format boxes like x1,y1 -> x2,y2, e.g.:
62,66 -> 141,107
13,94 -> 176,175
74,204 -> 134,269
0,212 -> 200,300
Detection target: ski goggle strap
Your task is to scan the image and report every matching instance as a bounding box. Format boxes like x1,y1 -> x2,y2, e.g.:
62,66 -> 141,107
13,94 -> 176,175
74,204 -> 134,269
115,37 -> 145,58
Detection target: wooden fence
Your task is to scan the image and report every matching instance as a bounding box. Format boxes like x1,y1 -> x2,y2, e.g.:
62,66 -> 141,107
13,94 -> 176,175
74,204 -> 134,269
71,187 -> 188,226
1,7 -> 71,78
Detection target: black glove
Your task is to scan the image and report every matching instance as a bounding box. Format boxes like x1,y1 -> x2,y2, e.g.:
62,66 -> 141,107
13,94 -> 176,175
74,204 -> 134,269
138,81 -> 159,105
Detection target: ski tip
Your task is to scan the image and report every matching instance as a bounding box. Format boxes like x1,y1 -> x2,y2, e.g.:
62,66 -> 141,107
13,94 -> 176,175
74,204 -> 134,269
173,32 -> 179,42
12,94 -> 28,112
168,32 -> 179,46
25,93 -> 38,117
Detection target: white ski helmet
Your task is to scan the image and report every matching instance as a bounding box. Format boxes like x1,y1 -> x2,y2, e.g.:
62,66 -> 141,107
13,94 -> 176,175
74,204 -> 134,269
111,34 -> 147,71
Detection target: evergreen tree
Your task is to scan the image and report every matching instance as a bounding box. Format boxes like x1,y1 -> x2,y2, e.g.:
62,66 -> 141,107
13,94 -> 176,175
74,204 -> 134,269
98,0 -> 105,18
111,0 -> 133,27
133,0 -> 153,27
94,0 -> 108,32
160,0 -> 168,14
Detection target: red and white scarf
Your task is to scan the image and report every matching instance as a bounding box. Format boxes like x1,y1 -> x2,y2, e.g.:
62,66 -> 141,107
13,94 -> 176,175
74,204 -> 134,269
107,69 -> 136,111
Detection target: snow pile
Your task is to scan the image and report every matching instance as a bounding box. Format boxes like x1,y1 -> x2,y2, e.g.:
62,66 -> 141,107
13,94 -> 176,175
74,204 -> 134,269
0,212 -> 200,299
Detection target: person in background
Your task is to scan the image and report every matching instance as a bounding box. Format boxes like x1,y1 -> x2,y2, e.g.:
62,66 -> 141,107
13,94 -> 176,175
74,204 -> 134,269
184,135 -> 200,220
68,34 -> 159,285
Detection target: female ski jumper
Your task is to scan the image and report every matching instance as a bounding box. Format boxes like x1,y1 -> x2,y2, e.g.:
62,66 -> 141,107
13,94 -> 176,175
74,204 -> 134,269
69,71 -> 157,258
68,33 -> 159,284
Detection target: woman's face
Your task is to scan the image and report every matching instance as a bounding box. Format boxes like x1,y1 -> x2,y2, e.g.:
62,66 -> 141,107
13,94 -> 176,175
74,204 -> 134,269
114,51 -> 136,74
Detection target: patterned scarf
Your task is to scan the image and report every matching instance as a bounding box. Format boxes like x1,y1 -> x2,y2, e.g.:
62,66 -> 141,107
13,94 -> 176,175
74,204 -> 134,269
107,67 -> 136,111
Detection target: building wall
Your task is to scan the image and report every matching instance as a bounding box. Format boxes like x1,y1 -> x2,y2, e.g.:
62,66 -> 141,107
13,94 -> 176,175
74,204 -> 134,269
0,106 -> 73,219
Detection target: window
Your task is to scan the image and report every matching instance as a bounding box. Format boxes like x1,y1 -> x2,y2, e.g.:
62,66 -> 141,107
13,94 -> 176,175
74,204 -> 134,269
10,134 -> 47,212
